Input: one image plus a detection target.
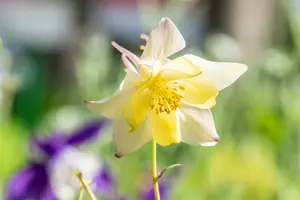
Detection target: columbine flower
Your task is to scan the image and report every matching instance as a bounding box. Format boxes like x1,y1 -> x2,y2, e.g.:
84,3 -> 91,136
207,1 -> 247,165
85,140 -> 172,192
85,17 -> 247,157
6,120 -> 113,200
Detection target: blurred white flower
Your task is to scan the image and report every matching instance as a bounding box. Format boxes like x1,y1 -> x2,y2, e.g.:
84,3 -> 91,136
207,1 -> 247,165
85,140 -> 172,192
49,147 -> 101,200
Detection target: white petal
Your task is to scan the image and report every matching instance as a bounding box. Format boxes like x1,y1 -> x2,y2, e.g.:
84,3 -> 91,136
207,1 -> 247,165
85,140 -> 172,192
119,68 -> 141,90
183,54 -> 247,90
141,17 -> 186,61
113,117 -> 152,157
84,87 -> 136,119
85,67 -> 141,118
179,103 -> 219,146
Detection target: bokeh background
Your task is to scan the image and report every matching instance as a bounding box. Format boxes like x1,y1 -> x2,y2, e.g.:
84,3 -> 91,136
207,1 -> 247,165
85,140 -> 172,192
1,0 -> 300,199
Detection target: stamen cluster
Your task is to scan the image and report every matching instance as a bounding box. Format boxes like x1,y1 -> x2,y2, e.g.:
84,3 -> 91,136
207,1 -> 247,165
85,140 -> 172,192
149,81 -> 185,114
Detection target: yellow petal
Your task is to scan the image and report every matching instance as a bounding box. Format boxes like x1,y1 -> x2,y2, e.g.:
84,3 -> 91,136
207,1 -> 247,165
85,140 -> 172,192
160,56 -> 202,81
113,117 -> 152,158
85,88 -> 136,119
179,103 -> 219,146
141,17 -> 186,61
179,76 -> 218,106
183,54 -> 248,90
122,88 -> 151,132
150,110 -> 181,146
196,95 -> 217,109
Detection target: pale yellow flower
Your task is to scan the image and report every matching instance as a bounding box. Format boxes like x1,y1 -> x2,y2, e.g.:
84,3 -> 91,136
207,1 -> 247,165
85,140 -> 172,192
85,17 -> 247,157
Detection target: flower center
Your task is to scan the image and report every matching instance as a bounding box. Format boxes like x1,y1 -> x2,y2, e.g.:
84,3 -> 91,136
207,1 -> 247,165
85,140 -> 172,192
149,80 -> 185,114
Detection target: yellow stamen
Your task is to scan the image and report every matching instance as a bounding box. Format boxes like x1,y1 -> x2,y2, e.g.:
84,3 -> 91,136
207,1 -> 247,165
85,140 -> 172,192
140,45 -> 145,51
140,33 -> 149,41
149,81 -> 183,115
179,85 -> 185,90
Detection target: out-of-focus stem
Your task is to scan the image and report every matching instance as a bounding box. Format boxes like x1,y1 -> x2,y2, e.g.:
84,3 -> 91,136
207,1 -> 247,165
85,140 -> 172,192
78,188 -> 84,200
75,170 -> 97,200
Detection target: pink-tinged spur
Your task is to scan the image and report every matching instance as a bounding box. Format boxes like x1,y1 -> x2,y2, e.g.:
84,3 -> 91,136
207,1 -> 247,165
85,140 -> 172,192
84,17 -> 247,157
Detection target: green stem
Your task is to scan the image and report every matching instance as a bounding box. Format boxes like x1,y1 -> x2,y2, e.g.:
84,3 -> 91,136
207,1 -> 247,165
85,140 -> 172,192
75,170 -> 97,200
152,140 -> 161,200
78,188 -> 84,200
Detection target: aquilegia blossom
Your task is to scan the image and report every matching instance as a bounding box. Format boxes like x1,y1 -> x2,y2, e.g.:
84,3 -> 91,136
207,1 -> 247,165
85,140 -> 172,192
6,120 -> 113,200
85,17 -> 247,157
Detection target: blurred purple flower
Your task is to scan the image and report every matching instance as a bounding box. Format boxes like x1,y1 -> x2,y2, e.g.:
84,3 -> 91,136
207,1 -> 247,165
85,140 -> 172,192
6,120 -> 114,200
6,163 -> 55,200
94,166 -> 114,194
31,120 -> 106,157
140,181 -> 168,200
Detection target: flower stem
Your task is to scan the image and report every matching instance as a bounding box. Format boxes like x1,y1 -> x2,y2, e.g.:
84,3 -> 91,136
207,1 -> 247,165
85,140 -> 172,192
75,170 -> 97,200
152,140 -> 161,200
